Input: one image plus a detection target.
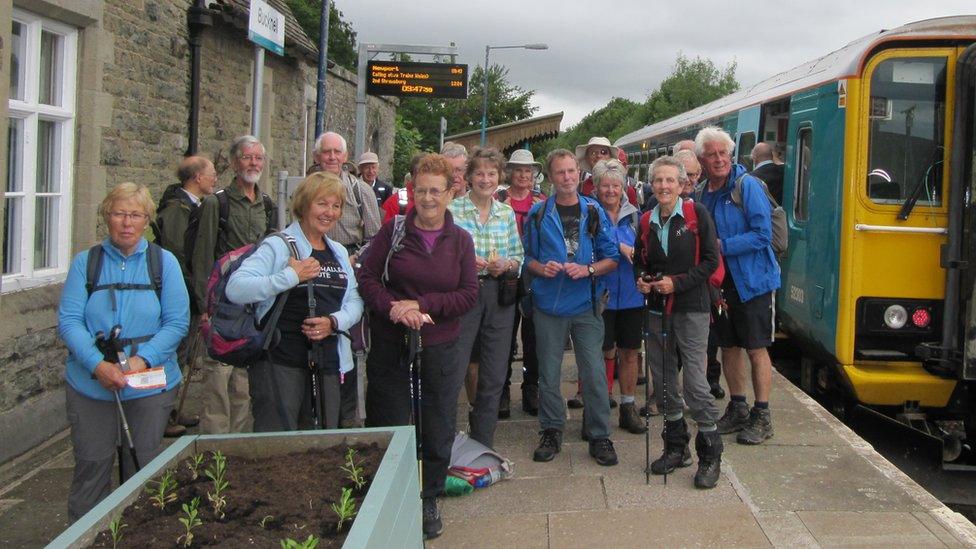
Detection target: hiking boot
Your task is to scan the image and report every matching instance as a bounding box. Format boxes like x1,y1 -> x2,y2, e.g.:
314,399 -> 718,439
498,385 -> 511,419
567,393 -> 584,409
716,400 -> 750,434
422,497 -> 443,540
164,422 -> 186,438
619,402 -> 647,434
737,407 -> 774,445
650,445 -> 693,474
522,384 -> 539,416
709,382 -> 726,400
694,430 -> 724,489
588,438 -> 619,466
639,401 -> 660,418
533,428 -> 562,462
609,396 -> 618,409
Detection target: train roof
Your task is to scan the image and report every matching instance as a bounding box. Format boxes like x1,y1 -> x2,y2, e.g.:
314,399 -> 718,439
615,16 -> 976,148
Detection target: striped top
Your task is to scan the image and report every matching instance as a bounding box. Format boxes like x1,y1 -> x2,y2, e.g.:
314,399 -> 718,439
449,195 -> 524,275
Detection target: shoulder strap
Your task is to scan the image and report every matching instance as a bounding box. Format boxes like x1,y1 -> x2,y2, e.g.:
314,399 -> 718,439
638,211 -> 652,264
585,203 -> 600,239
146,242 -> 164,302
682,200 -> 702,267
382,215 -> 407,284
216,189 -> 230,233
85,244 -> 105,297
259,233 -> 300,342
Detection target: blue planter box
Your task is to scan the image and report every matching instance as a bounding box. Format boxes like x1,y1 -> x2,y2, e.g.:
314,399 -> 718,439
47,427 -> 422,548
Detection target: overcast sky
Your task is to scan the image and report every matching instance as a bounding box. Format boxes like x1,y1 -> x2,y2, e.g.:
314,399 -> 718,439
335,1 -> 974,130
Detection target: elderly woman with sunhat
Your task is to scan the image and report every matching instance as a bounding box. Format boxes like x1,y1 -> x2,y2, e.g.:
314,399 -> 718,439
58,183 -> 190,520
577,136 -> 639,206
495,149 -> 546,415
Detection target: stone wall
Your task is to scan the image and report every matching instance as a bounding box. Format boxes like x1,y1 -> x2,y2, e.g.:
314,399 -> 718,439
0,0 -> 396,464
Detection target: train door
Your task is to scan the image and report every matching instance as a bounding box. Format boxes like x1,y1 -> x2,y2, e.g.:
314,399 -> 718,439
736,105 -> 761,169
844,48 -> 959,408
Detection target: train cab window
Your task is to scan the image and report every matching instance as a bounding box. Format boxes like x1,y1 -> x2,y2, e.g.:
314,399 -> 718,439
866,56 -> 947,206
794,128 -> 812,222
737,132 -> 756,170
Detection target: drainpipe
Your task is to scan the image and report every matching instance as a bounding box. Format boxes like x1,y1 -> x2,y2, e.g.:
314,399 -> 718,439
186,0 -> 212,156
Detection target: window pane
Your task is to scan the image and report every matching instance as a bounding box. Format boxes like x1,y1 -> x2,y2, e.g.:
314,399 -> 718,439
7,118 -> 23,192
9,21 -> 25,101
866,57 -> 947,205
33,196 -> 57,269
738,132 -> 756,170
794,128 -> 812,222
36,120 -> 58,193
3,198 -> 22,274
39,31 -> 63,106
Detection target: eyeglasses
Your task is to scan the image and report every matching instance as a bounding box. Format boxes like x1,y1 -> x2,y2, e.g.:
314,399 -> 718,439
414,187 -> 447,198
109,211 -> 149,222
589,148 -> 611,156
239,154 -> 265,162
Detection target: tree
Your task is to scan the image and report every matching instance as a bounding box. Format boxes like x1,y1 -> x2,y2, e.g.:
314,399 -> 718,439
286,0 -> 358,70
392,115 -> 422,187
398,63 -> 537,153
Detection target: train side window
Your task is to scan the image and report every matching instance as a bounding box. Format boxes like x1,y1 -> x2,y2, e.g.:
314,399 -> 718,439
794,128 -> 812,223
866,56 -> 947,205
737,131 -> 756,170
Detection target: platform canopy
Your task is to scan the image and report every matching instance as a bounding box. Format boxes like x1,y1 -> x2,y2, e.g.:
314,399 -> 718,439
445,112 -> 563,154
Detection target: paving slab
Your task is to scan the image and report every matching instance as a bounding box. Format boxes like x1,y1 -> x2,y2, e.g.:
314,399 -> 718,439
493,442 -> 572,479
755,511 -> 821,548
427,513 -> 548,549
439,475 -> 607,519
547,505 -> 771,548
797,511 -> 947,547
912,511 -> 972,549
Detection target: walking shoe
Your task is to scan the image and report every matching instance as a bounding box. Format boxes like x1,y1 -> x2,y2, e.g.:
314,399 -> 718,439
609,396 -> 618,409
618,402 -> 648,434
639,401 -> 660,417
164,421 -> 186,438
422,497 -> 443,539
694,430 -> 724,489
709,382 -> 726,400
588,438 -> 619,466
533,428 -> 563,462
522,384 -> 539,416
716,400 -> 750,434
650,445 -> 693,474
737,407 -> 774,445
567,393 -> 584,409
498,385 -> 511,419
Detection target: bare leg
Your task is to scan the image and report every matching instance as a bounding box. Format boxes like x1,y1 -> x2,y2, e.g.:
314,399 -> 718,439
617,348 -> 639,397
465,362 -> 478,404
746,348 -> 772,402
721,347 -> 748,396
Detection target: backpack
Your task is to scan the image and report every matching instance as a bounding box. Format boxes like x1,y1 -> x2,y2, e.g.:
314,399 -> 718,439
722,174 -> 788,256
346,215 -> 408,354
183,189 -> 278,276
85,242 -> 164,353
200,233 -> 299,368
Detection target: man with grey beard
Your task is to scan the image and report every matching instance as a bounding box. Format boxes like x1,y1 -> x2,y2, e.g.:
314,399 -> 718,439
191,135 -> 278,434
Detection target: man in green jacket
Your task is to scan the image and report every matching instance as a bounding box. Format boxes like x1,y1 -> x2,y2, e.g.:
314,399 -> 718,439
191,135 -> 278,434
155,155 -> 216,436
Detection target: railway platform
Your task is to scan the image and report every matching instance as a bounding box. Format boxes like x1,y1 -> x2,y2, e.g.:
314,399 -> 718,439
3,350 -> 976,548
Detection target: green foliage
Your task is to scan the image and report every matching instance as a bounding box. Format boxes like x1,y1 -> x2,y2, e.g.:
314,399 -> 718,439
330,487 -> 358,532
536,54 -> 738,158
285,0 -> 358,70
280,534 -> 320,549
146,469 -> 178,510
393,115 -> 422,187
108,516 -> 127,549
177,497 -> 202,548
186,453 -> 205,481
205,451 -> 229,519
398,63 -> 537,153
341,448 -> 366,490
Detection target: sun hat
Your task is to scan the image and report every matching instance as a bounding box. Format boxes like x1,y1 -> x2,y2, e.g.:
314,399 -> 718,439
575,137 -> 620,172
357,151 -> 379,165
507,149 -> 542,172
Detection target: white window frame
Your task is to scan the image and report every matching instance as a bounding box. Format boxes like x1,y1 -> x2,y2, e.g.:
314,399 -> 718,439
4,8 -> 77,293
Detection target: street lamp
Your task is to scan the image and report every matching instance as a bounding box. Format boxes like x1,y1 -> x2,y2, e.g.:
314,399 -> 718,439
479,43 -> 548,146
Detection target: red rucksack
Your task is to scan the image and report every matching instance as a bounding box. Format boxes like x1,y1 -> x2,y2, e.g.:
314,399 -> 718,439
638,199 -> 725,300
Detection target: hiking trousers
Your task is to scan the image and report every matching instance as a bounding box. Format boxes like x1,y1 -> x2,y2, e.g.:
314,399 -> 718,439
198,358 -> 251,433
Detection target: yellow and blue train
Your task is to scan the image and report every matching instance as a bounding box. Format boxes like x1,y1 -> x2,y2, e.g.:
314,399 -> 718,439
615,16 -> 976,463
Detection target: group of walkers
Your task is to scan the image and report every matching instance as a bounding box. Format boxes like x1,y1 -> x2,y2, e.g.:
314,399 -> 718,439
57,125 -> 781,540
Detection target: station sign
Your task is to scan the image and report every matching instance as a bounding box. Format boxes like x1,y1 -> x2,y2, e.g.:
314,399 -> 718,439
366,61 -> 468,99
248,0 -> 285,56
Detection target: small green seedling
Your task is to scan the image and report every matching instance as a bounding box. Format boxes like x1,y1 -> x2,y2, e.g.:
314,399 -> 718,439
146,469 -> 178,510
186,453 -> 205,481
177,497 -> 202,548
280,535 -> 319,549
330,487 -> 358,532
340,448 -> 366,490
108,515 -> 127,549
205,451 -> 229,519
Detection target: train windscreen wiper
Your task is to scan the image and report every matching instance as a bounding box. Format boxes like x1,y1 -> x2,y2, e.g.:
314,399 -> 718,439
897,161 -> 942,220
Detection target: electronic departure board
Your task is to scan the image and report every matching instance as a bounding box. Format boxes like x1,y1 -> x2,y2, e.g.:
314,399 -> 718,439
366,61 -> 469,99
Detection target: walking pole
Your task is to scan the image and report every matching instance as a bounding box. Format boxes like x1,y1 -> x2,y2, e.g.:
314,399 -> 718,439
171,327 -> 202,428
642,293 -> 653,485
307,282 -> 323,429
660,294 -> 673,486
98,327 -> 141,474
407,329 -> 424,488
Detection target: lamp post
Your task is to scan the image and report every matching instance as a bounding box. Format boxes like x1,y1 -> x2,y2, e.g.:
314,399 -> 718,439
479,43 -> 548,146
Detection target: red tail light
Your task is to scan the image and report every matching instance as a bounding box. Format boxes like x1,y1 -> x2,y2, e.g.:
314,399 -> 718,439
911,307 -> 931,328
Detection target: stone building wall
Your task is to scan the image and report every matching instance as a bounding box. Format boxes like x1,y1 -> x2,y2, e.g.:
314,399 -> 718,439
0,0 -> 396,464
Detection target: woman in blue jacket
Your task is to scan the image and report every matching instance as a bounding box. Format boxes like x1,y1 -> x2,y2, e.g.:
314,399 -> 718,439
58,183 -> 190,521
226,171 -> 363,431
593,159 -> 648,435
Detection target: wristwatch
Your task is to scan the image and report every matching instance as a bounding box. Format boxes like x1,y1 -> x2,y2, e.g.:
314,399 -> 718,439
588,264 -> 596,277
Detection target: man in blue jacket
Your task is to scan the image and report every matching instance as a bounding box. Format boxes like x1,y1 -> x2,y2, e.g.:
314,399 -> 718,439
695,127 -> 781,445
523,149 -> 620,466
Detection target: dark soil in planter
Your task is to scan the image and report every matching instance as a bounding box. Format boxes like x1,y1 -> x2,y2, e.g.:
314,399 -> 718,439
89,443 -> 385,548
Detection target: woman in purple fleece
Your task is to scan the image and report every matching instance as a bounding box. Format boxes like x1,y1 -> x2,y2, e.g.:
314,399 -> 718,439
358,153 -> 478,540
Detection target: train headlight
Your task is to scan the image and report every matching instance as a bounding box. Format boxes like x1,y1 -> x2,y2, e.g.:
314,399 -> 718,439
911,307 -> 931,328
883,304 -> 908,329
